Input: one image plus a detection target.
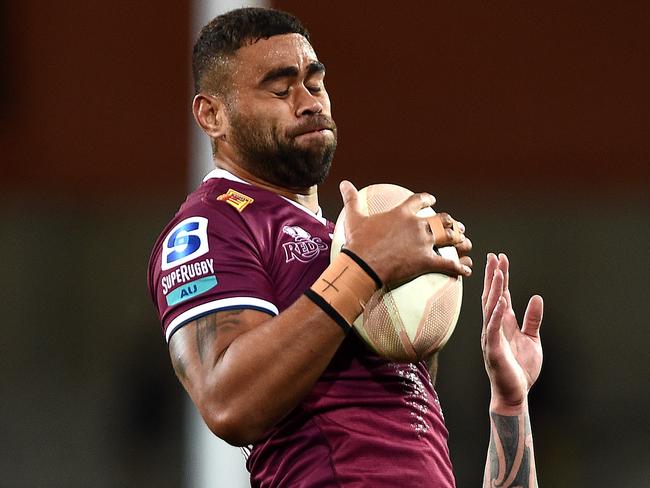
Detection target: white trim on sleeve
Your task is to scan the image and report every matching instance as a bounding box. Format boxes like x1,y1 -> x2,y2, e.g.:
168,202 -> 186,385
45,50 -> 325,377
165,297 -> 279,342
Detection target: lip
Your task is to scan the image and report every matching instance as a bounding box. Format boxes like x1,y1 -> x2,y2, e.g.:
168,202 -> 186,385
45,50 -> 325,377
294,127 -> 333,137
288,118 -> 335,137
294,129 -> 333,141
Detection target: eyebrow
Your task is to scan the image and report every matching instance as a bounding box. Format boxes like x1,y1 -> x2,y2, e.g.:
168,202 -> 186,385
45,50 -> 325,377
259,61 -> 326,85
307,61 -> 326,76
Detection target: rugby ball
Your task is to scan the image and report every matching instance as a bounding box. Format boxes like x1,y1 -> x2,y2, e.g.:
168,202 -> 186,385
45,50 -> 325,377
330,184 -> 463,362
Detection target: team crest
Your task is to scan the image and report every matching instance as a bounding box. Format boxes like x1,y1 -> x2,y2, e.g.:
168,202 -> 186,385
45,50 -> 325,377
217,189 -> 254,212
282,225 -> 328,263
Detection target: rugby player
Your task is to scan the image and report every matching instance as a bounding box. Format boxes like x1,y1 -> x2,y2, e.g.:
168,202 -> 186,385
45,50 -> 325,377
148,8 -> 543,487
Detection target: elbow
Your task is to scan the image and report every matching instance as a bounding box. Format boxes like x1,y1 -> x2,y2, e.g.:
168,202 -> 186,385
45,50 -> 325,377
199,399 -> 268,447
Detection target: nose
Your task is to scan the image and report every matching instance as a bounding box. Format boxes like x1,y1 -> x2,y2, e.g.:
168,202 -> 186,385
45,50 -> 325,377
295,85 -> 323,116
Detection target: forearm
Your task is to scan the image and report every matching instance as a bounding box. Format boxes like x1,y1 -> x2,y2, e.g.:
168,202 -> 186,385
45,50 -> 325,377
425,352 -> 439,387
171,297 -> 346,445
219,300 -> 345,431
483,401 -> 537,488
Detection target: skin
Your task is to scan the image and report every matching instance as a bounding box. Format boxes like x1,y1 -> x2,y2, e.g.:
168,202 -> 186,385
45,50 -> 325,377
171,33 -> 474,446
481,253 -> 543,487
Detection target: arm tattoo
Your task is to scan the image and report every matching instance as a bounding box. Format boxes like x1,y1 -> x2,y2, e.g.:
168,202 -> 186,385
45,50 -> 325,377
484,411 -> 537,487
170,309 -> 245,380
195,309 -> 244,364
195,314 -> 217,364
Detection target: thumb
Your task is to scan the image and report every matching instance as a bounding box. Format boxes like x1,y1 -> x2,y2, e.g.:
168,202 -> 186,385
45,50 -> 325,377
340,180 -> 362,226
522,295 -> 544,338
339,180 -> 359,208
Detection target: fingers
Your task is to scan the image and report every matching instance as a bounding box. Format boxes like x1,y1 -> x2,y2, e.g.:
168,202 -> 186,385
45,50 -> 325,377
403,192 -> 436,213
483,253 -> 511,310
426,213 -> 464,247
497,253 -> 511,306
487,296 -> 507,337
482,253 -> 499,312
437,213 -> 461,243
522,295 -> 544,338
455,236 -> 472,257
485,296 -> 507,351
339,180 -> 360,215
459,255 -> 473,270
483,269 -> 505,327
339,180 -> 362,233
498,253 -> 510,290
430,255 -> 472,277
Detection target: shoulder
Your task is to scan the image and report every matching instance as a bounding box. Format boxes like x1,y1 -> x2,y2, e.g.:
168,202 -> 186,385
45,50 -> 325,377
146,176 -> 283,285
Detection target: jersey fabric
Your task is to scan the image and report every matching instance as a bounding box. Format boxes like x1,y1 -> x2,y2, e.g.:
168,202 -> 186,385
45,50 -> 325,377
148,168 -> 455,487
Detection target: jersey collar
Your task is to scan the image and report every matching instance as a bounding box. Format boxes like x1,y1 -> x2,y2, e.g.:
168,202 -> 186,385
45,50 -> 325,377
204,166 -> 327,225
203,167 -> 248,185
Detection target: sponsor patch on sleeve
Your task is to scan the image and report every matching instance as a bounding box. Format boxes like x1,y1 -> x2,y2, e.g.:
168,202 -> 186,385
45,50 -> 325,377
162,216 -> 209,270
165,275 -> 218,306
217,189 -> 254,212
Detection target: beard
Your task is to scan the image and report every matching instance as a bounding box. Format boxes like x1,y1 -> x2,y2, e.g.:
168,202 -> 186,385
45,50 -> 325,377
227,110 -> 337,189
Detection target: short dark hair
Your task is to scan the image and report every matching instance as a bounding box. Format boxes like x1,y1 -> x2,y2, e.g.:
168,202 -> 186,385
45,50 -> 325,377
192,7 -> 310,95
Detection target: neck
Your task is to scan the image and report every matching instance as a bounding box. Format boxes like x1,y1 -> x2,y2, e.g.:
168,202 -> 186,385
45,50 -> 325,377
214,156 -> 320,214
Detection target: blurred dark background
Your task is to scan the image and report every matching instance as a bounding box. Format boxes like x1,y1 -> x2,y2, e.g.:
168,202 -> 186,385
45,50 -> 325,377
1,1 -> 648,486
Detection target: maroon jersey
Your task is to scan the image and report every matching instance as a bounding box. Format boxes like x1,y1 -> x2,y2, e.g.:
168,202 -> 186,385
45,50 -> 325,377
148,168 -> 455,487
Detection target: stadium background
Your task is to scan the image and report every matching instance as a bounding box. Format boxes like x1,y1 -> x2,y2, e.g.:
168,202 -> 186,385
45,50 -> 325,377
1,0 -> 648,486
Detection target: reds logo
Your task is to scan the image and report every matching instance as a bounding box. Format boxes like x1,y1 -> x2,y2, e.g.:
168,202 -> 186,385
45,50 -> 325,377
282,225 -> 328,263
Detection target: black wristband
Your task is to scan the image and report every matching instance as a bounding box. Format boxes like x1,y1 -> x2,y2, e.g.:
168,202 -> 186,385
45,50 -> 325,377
304,289 -> 351,334
340,248 -> 383,289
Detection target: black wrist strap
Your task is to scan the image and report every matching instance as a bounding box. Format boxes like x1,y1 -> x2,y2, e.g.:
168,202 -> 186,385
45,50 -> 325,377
304,289 -> 351,334
340,248 -> 383,289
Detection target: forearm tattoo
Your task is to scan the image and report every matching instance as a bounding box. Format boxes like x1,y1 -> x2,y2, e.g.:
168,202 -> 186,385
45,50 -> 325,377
484,411 -> 537,487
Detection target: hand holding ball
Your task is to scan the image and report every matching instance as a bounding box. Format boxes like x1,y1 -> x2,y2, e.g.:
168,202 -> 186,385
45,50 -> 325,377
331,184 -> 463,362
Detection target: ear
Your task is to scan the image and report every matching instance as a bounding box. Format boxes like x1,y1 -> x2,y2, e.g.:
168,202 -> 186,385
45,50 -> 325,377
192,94 -> 228,140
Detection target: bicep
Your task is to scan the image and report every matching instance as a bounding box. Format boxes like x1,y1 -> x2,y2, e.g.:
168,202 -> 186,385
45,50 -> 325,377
169,308 -> 272,388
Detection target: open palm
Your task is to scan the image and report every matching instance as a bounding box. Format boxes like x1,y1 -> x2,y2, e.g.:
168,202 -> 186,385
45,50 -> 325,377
481,253 -> 543,408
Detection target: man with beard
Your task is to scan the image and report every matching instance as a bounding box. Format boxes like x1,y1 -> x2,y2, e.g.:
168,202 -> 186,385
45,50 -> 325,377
148,8 -> 543,488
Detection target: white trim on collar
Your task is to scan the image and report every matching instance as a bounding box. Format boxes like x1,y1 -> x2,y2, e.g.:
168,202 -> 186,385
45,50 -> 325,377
280,195 -> 327,225
203,167 -> 327,226
203,167 -> 249,185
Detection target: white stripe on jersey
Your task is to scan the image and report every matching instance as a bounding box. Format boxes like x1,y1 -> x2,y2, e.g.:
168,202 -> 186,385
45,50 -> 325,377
166,297 -> 279,342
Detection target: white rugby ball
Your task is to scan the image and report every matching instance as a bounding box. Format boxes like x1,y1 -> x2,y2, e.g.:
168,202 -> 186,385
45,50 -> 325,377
331,184 -> 463,362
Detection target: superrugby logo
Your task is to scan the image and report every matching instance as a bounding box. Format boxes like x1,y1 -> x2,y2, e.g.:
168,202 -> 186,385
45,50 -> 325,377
162,217 -> 209,270
282,225 -> 328,263
161,258 -> 215,294
217,189 -> 254,212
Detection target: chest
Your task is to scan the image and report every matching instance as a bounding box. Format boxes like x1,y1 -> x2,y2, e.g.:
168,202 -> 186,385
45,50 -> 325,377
271,218 -> 334,310
249,204 -> 334,311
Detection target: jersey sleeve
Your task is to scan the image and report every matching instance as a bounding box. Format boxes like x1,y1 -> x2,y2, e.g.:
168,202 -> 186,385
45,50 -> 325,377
148,205 -> 277,342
